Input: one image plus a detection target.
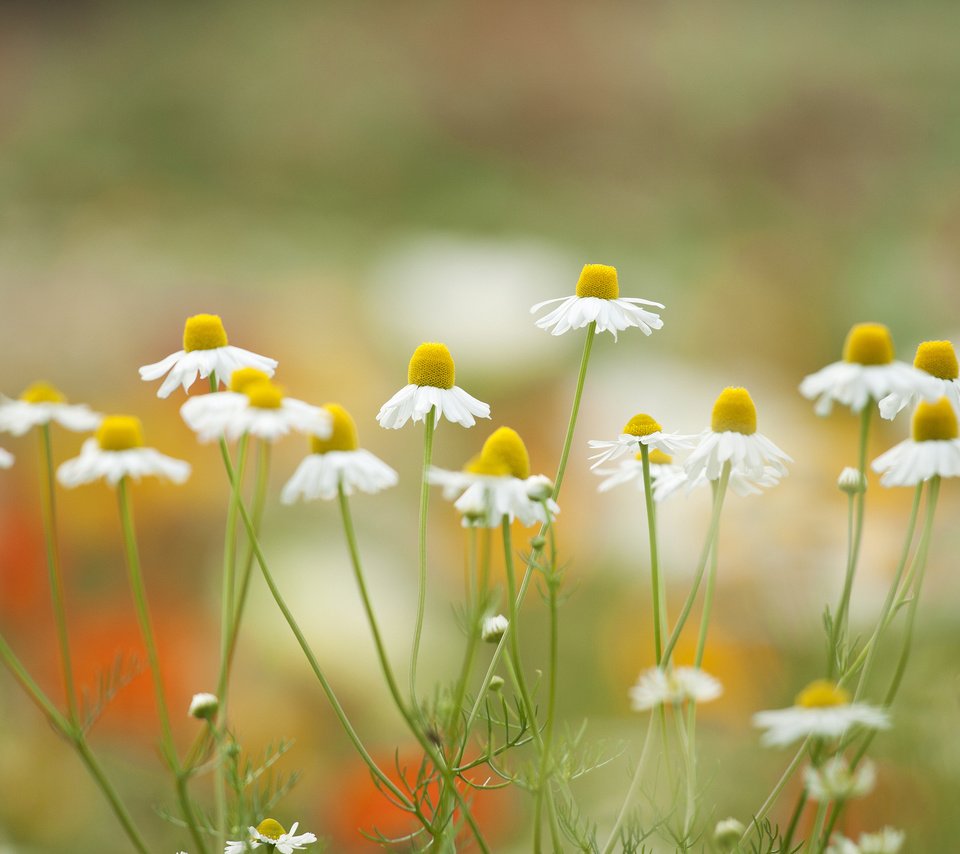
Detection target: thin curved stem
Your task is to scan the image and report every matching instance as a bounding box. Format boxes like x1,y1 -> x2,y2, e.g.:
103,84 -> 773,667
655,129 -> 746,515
600,716 -> 656,854
639,445 -> 664,664
553,321 -> 596,497
739,738 -> 810,847
410,408 -> 436,709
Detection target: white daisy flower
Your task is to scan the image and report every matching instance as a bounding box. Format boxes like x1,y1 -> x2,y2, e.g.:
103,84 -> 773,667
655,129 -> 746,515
827,828 -> 905,854
188,692 -> 219,721
180,369 -> 331,444
428,427 -> 559,528
800,322 -> 941,417
481,614 -> 509,643
225,818 -> 317,853
804,756 -> 876,802
281,403 -> 398,503
0,381 -> 100,436
752,680 -> 890,748
57,415 -> 191,488
0,447 -> 12,469
376,341 -> 490,429
628,666 -> 722,712
684,387 -> 791,486
837,466 -> 867,495
593,449 -> 689,502
139,313 -> 277,399
879,339 -> 960,420
530,263 -> 664,340
587,412 -> 693,469
872,397 -> 960,487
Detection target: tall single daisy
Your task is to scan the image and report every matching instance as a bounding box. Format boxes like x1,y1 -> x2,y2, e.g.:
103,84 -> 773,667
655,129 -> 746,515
530,263 -> 664,340
225,817 -> 318,853
628,666 -> 722,711
281,403 -> 398,503
0,381 -> 100,436
139,313 -> 278,398
800,322 -> 941,416
57,415 -> 190,487
587,413 -> 692,469
376,341 -> 490,429
879,339 -> 960,420
871,397 -> 960,487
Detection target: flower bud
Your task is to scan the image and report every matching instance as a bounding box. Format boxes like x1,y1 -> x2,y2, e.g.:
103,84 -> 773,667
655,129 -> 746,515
489,675 -> 505,692
188,692 -> 219,721
838,466 -> 866,495
713,818 -> 745,851
481,614 -> 509,643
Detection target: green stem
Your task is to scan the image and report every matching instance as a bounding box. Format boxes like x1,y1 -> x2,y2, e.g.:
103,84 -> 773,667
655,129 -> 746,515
809,800 -> 830,852
553,321 -> 596,497
695,483 -> 721,669
410,407 -> 437,709
739,738 -> 810,847
639,445 -> 664,664
600,716 -> 656,854
781,788 -> 808,854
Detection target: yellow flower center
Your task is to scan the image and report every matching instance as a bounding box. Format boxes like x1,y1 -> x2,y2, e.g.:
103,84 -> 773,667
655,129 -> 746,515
20,381 -> 67,404
795,679 -> 850,708
96,415 -> 144,451
914,340 -> 958,380
711,387 -> 757,435
462,453 -> 506,476
912,397 -> 958,442
183,314 -> 228,352
842,322 -> 893,366
255,818 -> 286,840
648,448 -> 673,465
311,403 -> 359,453
575,263 -> 619,300
229,367 -> 271,393
408,342 -> 455,389
244,381 -> 284,410
622,413 -> 662,437
479,426 -> 531,479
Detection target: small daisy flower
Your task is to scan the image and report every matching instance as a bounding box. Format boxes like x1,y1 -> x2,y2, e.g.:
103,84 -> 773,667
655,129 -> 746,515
481,614 -> 509,643
684,387 -> 791,486
57,415 -> 191,487
0,447 -> 12,468
879,339 -> 960,420
628,666 -> 722,712
838,466 -> 867,495
826,828 -> 905,854
587,413 -> 693,469
0,381 -> 100,436
225,817 -> 317,853
804,756 -> 876,802
872,397 -> 960,487
139,313 -> 278,398
281,403 -> 398,503
800,322 -> 941,417
752,680 -> 890,748
188,693 -> 219,721
530,263 -> 664,340
428,426 -> 559,527
181,370 -> 332,444
376,342 -> 490,429
594,448 -> 689,501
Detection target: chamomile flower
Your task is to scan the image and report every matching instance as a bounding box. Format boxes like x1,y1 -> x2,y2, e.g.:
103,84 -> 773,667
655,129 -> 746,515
0,448 -> 12,468
188,693 -> 219,721
879,339 -> 960,420
0,381 -> 100,436
180,370 -> 331,444
593,449 -> 689,502
872,397 -> 960,487
804,756 -> 875,802
826,828 -> 905,854
139,313 -> 277,398
481,614 -> 509,642
752,680 -> 890,748
628,666 -> 722,712
684,387 -> 790,486
587,413 -> 693,469
428,426 -> 559,527
57,416 -> 190,487
225,818 -> 317,853
800,322 -> 941,416
530,263 -> 664,340
376,342 -> 490,429
281,403 -> 398,503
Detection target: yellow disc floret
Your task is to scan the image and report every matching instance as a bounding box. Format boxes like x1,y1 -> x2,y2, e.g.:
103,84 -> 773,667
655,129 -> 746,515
229,367 -> 271,393
622,413 -> 662,437
408,342 -> 455,389
244,381 -> 284,410
842,322 -> 893,366
648,448 -> 673,466
479,427 -> 531,479
914,340 -> 959,380
912,397 -> 958,442
575,264 -> 619,300
255,818 -> 286,841
795,680 -> 850,708
96,415 -> 145,451
711,387 -> 757,435
20,381 -> 67,404
183,314 -> 228,352
312,403 -> 359,454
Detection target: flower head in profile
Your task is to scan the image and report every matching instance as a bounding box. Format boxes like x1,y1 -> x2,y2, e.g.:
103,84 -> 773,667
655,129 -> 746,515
800,322 -> 941,416
872,397 -> 960,487
804,756 -> 876,802
826,827 -> 905,854
188,692 -> 219,721
587,413 -> 692,469
57,415 -> 191,487
530,263 -> 664,340
225,817 -> 318,853
376,342 -> 490,429
628,667 -> 722,712
429,426 -> 559,527
0,381 -> 100,436
593,448 -> 689,502
752,680 -> 890,748
281,403 -> 398,503
181,369 -> 331,444
879,339 -> 960,420
139,313 -> 278,398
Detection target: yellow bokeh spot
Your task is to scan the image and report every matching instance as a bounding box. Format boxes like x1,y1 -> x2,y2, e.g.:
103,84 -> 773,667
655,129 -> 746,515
96,415 -> 144,451
842,322 -> 893,366
479,427 -> 530,480
312,403 -> 359,454
245,381 -> 284,410
229,367 -> 271,393
575,264 -> 619,300
20,381 -> 66,404
912,397 -> 958,442
795,679 -> 850,708
183,314 -> 228,352
408,342 -> 455,389
622,413 -> 662,437
711,387 -> 757,435
255,818 -> 286,840
914,340 -> 958,380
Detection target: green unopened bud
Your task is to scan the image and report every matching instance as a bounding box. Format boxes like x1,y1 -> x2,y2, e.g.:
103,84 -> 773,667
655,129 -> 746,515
526,476 -> 554,502
489,676 -> 505,693
530,535 -> 546,550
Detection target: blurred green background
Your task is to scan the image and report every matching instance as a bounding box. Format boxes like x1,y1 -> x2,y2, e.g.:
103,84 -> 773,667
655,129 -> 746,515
1,1 -> 959,850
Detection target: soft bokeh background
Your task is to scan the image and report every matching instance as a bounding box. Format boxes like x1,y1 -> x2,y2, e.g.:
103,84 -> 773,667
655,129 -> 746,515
1,2 -> 959,851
